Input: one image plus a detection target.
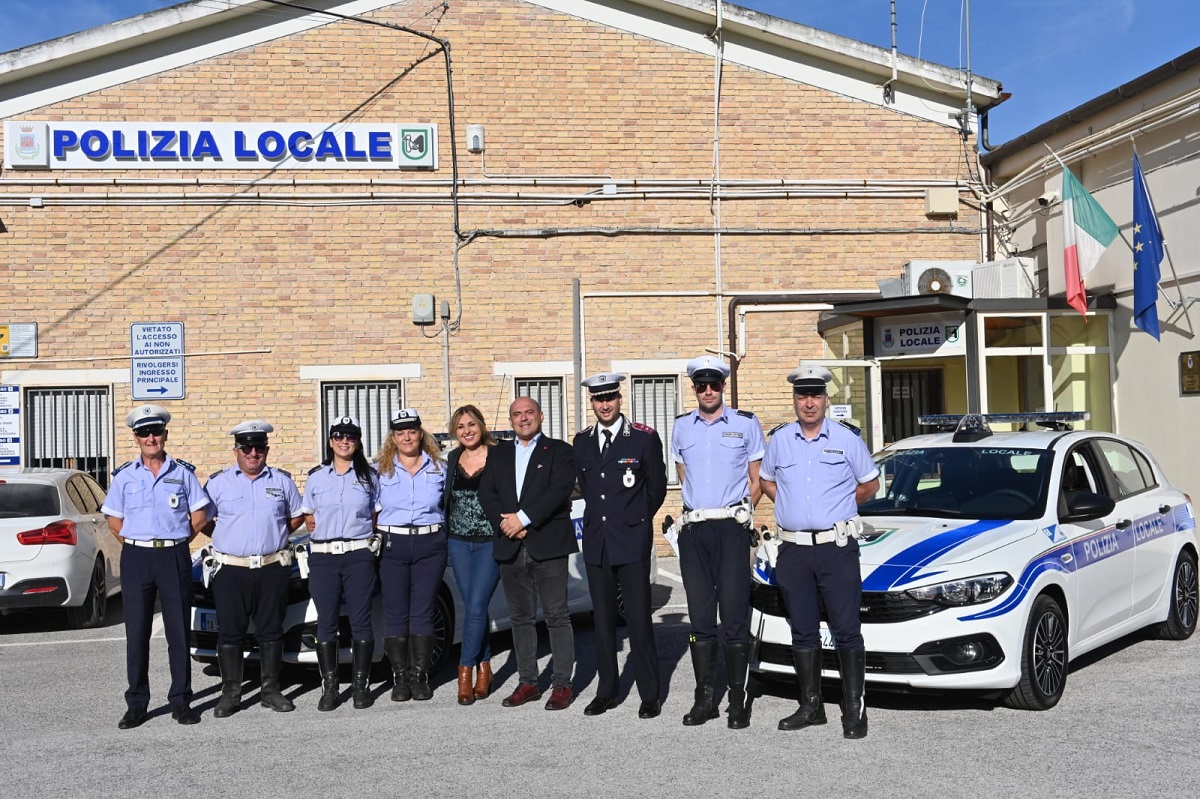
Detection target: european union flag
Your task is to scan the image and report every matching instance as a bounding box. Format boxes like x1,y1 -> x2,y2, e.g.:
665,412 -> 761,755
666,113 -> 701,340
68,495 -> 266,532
1132,154 -> 1163,340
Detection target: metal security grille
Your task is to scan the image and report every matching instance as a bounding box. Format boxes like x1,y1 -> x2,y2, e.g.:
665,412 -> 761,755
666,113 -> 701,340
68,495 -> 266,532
515,378 -> 564,441
320,381 -> 403,459
882,370 -> 943,443
24,387 -> 113,488
630,375 -> 677,484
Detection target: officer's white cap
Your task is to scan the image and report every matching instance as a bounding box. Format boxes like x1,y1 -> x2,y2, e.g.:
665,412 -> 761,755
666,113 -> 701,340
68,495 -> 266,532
686,355 -> 730,382
390,408 -> 422,431
231,419 -> 273,443
125,404 -> 171,430
787,364 -> 833,394
328,415 -> 362,436
582,373 -> 625,399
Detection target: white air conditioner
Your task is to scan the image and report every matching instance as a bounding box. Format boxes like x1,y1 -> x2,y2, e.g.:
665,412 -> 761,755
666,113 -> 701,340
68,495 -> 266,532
972,257 -> 1036,299
903,260 -> 974,298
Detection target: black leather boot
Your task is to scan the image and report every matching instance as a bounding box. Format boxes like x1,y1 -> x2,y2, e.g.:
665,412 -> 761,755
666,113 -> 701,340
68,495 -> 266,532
384,636 -> 411,702
316,640 -> 340,712
724,642 -> 751,730
409,635 -> 434,701
778,648 -> 828,731
258,640 -> 295,712
213,644 -> 244,718
837,648 -> 868,739
681,639 -> 720,726
351,639 -> 374,709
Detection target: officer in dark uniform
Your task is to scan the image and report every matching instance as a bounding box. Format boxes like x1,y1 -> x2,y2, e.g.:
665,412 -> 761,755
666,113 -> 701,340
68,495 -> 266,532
203,420 -> 304,717
102,405 -> 210,729
760,365 -> 879,739
670,355 -> 765,729
573,373 -> 668,719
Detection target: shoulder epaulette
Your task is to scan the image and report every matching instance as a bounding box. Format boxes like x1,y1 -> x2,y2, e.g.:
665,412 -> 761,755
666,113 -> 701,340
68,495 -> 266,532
112,460 -> 132,476
175,458 -> 197,472
631,421 -> 656,435
768,422 -> 789,436
275,468 -> 293,478
208,469 -> 224,480
675,411 -> 691,419
307,464 -> 323,476
735,409 -> 757,419
837,419 -> 862,436
578,425 -> 594,436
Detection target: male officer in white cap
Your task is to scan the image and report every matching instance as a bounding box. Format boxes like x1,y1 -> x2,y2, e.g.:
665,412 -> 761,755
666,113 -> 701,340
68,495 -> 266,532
670,355 -> 765,729
574,373 -> 667,719
102,404 -> 210,729
760,364 -> 879,739
203,420 -> 304,717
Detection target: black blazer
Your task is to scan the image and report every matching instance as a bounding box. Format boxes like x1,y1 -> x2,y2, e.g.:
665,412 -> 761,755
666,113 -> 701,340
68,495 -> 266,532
479,435 -> 578,563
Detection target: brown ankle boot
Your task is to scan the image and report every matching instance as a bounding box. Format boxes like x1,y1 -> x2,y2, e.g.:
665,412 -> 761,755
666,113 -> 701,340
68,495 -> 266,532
474,661 -> 492,700
457,666 -> 475,706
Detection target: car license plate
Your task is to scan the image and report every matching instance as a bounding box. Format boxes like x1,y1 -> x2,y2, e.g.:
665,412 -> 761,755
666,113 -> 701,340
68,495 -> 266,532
819,624 -> 837,650
196,609 -> 218,633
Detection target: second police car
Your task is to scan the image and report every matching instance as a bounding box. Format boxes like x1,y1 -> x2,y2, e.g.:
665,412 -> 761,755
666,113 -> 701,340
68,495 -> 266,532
750,412 -> 1198,709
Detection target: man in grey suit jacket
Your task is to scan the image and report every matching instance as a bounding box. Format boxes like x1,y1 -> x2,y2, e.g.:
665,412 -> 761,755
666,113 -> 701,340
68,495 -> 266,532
479,397 -> 579,711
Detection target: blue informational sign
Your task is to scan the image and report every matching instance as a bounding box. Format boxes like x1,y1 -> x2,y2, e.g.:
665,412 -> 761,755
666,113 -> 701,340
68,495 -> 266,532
0,384 -> 19,465
131,323 -> 185,400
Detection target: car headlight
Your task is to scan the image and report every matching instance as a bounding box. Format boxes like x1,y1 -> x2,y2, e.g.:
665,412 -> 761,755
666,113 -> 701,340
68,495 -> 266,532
905,573 -> 1013,606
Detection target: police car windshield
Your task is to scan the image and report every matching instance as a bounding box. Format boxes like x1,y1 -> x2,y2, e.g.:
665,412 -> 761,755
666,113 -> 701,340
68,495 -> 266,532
860,446 -> 1053,521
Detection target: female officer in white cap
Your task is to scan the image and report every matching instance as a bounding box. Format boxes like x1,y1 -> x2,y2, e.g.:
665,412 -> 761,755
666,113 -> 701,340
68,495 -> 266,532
204,420 -> 304,717
374,408 -> 447,702
102,404 -> 210,729
760,364 -> 879,739
300,416 -> 381,711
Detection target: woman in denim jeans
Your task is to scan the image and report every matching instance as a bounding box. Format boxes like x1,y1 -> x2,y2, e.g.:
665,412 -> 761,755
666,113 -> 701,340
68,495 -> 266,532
443,404 -> 501,704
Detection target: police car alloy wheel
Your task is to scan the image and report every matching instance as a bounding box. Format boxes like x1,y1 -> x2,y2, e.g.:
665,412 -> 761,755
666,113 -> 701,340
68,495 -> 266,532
1005,594 -> 1067,710
1156,550 -> 1199,640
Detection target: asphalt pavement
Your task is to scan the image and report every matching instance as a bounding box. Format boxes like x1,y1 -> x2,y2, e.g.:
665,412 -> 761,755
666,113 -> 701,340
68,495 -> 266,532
1,561 -> 1197,797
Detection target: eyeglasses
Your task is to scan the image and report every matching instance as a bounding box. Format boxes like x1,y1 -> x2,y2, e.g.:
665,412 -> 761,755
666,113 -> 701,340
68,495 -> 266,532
134,426 -> 166,438
236,444 -> 268,454
693,381 -> 724,393
330,431 -> 360,441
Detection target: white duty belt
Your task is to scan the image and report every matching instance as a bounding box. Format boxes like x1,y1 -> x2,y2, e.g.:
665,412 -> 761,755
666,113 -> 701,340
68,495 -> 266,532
777,516 -> 864,547
378,524 -> 442,536
680,499 -> 752,527
212,548 -> 294,569
308,537 -> 378,555
125,538 -> 186,548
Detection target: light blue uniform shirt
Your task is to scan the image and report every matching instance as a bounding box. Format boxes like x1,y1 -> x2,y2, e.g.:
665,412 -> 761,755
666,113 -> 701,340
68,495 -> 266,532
513,433 -> 540,528
101,455 -> 210,541
377,453 -> 446,527
206,465 -> 303,557
671,407 -> 766,510
300,464 -> 381,541
761,418 -> 879,531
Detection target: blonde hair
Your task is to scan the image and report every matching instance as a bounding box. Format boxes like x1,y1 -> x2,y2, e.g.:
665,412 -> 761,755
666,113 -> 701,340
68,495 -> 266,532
376,426 -> 444,476
450,404 -> 497,448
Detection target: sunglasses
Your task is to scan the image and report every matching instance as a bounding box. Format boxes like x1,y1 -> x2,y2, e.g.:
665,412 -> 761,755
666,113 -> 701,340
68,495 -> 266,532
236,443 -> 268,454
330,431 -> 361,441
134,426 -> 166,438
693,381 -> 725,393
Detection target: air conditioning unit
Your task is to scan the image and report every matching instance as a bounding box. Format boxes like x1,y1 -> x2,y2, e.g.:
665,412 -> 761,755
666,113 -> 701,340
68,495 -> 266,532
903,260 -> 974,298
972,257 -> 1036,299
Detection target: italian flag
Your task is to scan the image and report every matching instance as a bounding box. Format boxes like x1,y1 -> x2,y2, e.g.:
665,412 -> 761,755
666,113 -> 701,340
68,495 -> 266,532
1062,167 -> 1119,316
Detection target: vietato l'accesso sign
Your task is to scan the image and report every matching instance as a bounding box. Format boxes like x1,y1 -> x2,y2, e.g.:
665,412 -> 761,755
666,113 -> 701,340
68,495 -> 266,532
4,121 -> 437,170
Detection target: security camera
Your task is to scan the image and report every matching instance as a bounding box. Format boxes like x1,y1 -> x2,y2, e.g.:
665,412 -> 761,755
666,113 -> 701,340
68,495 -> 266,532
1037,191 -> 1059,207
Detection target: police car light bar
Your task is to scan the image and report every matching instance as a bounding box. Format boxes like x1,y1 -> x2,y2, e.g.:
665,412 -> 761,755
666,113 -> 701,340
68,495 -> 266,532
918,412 -> 1091,432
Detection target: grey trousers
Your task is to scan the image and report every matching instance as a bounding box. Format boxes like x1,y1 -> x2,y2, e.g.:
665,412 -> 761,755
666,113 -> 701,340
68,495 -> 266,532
498,543 -> 574,687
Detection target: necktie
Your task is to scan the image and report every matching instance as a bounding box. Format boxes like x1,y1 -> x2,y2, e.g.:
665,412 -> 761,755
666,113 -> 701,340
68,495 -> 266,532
601,428 -> 612,454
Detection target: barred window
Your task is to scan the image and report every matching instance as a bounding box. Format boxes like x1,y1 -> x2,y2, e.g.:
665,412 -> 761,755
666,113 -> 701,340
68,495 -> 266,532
629,375 -> 678,484
514,378 -> 565,441
24,387 -> 113,488
320,381 -> 403,459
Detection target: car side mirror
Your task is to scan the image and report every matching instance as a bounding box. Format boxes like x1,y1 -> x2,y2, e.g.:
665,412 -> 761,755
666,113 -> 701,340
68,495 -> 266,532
1060,491 -> 1115,523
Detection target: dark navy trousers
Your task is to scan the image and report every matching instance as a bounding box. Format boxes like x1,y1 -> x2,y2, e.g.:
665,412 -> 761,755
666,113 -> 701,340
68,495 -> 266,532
776,538 -> 864,650
307,549 -> 377,643
379,531 -> 448,637
678,518 -> 752,644
120,543 -> 193,711
212,561 -> 290,648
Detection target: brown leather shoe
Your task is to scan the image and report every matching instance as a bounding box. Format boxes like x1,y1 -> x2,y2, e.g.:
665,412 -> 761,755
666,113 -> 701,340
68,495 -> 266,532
457,666 -> 475,706
501,682 -> 542,708
544,683 -> 573,711
474,661 -> 492,700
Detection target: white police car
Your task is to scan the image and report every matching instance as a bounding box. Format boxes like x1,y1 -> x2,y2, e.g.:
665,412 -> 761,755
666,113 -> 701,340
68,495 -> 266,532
750,413 -> 1198,709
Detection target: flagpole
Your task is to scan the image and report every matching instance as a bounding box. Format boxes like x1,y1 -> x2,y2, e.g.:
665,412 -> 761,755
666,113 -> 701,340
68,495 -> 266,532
1130,138 -> 1196,338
